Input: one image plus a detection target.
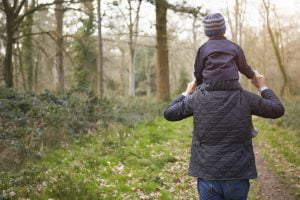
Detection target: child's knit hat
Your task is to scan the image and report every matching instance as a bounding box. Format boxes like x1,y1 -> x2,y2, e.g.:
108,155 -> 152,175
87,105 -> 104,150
203,13 -> 226,37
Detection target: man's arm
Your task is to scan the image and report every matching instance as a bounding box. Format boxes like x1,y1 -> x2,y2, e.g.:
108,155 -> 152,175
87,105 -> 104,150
164,94 -> 193,121
235,45 -> 255,79
164,81 -> 196,121
249,72 -> 284,118
249,89 -> 285,118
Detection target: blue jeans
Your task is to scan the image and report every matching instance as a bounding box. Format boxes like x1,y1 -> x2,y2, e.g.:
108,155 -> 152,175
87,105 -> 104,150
197,178 -> 250,200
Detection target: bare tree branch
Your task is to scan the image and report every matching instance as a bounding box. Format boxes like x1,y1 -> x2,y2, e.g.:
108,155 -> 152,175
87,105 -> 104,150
13,31 -> 55,40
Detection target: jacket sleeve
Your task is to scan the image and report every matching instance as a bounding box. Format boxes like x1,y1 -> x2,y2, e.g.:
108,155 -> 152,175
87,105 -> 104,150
194,47 -> 204,86
249,89 -> 285,119
164,95 -> 193,121
235,45 -> 255,79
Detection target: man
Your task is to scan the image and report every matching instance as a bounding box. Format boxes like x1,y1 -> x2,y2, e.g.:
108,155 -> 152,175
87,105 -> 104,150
164,72 -> 284,200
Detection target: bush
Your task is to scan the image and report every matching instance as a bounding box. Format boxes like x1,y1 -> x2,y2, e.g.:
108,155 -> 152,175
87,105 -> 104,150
0,88 -> 165,170
271,97 -> 300,137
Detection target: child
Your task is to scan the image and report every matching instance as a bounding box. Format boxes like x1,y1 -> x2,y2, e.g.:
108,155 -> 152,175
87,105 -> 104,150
194,13 -> 258,138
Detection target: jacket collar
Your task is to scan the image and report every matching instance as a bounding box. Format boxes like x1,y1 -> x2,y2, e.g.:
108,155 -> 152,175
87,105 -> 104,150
209,35 -> 226,40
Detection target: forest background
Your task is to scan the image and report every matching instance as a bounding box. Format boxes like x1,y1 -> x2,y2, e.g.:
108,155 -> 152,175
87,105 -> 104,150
1,0 -> 300,198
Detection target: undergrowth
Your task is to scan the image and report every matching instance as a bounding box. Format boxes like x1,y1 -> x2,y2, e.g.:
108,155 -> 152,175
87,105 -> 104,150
254,118 -> 300,198
0,88 -> 166,171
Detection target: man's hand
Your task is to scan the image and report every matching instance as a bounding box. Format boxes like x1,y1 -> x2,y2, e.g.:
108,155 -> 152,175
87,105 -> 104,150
185,80 -> 197,95
251,70 -> 267,91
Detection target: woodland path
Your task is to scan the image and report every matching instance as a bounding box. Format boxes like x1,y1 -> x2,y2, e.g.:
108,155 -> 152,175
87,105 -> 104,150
254,148 -> 297,200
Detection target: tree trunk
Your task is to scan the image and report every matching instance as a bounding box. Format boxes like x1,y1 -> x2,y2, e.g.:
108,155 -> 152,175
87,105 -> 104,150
21,1 -> 34,91
54,0 -> 64,93
145,49 -> 152,96
34,58 -> 39,91
13,46 -> 19,89
97,0 -> 104,97
262,0 -> 289,96
17,42 -> 27,90
127,0 -> 142,97
4,17 -> 14,88
128,0 -> 135,96
155,0 -> 170,101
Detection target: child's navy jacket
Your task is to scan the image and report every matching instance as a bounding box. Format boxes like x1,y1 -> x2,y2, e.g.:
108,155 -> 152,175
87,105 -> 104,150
194,36 -> 255,85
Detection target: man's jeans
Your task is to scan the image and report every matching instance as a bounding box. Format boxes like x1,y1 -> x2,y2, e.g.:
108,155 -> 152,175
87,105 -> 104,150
197,178 -> 250,200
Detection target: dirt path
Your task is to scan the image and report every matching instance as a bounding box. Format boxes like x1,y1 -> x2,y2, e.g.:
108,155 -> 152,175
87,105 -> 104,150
254,148 -> 297,200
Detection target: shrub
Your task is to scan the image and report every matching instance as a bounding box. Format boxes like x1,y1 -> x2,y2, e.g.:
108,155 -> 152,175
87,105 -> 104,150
0,88 -> 165,170
271,97 -> 300,137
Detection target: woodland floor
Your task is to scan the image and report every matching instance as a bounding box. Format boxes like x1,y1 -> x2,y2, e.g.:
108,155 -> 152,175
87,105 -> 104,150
1,118 -> 299,199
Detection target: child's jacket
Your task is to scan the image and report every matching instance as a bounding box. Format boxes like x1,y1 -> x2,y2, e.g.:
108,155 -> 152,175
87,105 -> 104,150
194,36 -> 255,85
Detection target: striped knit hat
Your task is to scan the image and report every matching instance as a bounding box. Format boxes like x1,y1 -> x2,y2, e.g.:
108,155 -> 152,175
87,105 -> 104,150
203,13 -> 226,37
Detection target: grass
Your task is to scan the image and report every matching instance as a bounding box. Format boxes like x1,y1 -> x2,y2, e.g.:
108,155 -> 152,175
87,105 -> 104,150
2,116 -> 296,199
253,118 -> 300,199
1,118 -> 198,199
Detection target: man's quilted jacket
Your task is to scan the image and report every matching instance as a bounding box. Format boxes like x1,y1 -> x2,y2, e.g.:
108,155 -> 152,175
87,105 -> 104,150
164,82 -> 284,180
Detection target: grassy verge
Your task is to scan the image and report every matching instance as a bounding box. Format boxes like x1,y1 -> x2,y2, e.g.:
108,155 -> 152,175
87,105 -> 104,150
1,117 -> 262,199
1,118 -> 196,199
254,118 -> 300,198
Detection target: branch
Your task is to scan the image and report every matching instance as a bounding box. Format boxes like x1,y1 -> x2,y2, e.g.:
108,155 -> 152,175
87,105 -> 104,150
166,2 -> 205,17
15,0 -> 93,27
15,0 -> 26,16
2,0 -> 12,14
13,31 -> 55,40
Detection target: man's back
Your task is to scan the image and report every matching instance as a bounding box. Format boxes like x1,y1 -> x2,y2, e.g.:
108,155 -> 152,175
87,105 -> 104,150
164,83 -> 284,180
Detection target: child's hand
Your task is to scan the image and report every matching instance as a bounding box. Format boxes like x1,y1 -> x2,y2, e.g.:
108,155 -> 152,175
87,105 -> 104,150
185,80 -> 197,95
251,71 -> 266,90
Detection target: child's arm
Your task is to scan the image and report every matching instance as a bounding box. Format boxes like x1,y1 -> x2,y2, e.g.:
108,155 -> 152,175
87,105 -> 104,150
235,45 -> 255,79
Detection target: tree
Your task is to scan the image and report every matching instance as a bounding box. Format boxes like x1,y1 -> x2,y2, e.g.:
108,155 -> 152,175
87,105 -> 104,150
113,0 -> 142,96
1,0 -> 56,88
20,0 -> 35,91
53,0 -> 65,93
262,0 -> 289,96
153,0 -> 204,101
226,0 -> 247,45
97,0 -> 104,97
155,0 -> 169,101
73,0 -> 96,90
128,0 -> 142,96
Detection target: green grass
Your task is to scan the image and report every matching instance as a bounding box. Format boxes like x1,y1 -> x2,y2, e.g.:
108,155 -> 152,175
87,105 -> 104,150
254,118 -> 300,198
4,117 -> 297,199
1,118 -> 198,199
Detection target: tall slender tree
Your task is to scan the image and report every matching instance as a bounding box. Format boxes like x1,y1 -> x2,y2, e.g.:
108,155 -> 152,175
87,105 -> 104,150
128,0 -> 142,97
97,0 -> 104,97
21,0 -> 35,91
262,0 -> 289,96
54,0 -> 64,93
155,0 -> 169,101
73,0 -> 95,90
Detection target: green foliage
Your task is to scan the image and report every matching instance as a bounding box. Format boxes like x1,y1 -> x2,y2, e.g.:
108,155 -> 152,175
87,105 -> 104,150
1,118 -> 194,199
0,88 -> 165,171
254,118 -> 300,198
1,118 -> 261,199
273,98 -> 300,137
